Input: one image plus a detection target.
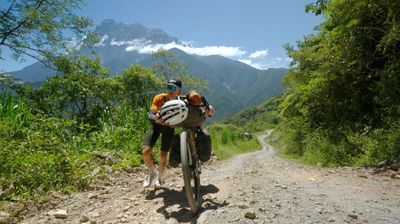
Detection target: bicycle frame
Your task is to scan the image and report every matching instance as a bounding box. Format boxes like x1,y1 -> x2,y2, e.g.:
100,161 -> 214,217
186,128 -> 197,162
177,96 -> 211,213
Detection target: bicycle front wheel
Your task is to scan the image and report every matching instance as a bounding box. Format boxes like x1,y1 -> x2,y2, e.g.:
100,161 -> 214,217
180,130 -> 201,213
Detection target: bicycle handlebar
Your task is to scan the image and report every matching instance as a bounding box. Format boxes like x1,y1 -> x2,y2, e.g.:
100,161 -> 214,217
201,96 -> 210,109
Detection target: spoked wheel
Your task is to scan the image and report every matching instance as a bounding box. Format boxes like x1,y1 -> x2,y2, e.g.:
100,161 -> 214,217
180,130 -> 201,213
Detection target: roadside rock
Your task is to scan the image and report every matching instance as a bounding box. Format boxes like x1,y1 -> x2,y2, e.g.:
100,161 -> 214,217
244,210 -> 257,219
90,167 -> 100,176
348,214 -> 359,219
197,210 -> 214,224
88,193 -> 98,199
54,209 -> 68,219
377,160 -> 389,168
0,183 -> 15,198
391,174 -> 400,179
0,212 -> 11,224
238,203 -> 249,209
390,163 -> 400,171
79,215 -> 89,223
274,184 -> 288,189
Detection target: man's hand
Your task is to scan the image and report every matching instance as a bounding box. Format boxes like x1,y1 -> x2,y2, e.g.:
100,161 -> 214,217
155,112 -> 167,125
155,118 -> 167,125
206,105 -> 215,117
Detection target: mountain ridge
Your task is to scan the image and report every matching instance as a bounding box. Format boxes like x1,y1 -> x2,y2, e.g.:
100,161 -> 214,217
12,20 -> 287,120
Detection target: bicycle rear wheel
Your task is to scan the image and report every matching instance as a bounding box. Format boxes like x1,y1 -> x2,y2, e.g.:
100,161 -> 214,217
180,130 -> 201,213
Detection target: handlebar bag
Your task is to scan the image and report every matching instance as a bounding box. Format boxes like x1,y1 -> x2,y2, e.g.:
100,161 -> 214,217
171,103 -> 206,128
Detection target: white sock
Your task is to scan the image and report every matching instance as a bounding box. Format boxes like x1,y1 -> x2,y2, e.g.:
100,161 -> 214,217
149,165 -> 157,176
158,170 -> 166,180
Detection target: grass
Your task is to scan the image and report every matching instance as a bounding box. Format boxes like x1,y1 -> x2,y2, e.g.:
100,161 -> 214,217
0,90 -> 147,201
212,138 -> 260,160
207,123 -> 263,160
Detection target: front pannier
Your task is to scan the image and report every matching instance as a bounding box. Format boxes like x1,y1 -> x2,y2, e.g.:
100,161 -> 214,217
196,129 -> 212,162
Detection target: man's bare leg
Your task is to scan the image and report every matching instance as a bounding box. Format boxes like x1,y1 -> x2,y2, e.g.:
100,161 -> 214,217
142,145 -> 156,187
142,145 -> 154,168
154,151 -> 169,188
159,151 -> 169,175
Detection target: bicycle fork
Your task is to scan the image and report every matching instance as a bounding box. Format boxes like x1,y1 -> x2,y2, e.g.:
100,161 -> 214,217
188,130 -> 202,176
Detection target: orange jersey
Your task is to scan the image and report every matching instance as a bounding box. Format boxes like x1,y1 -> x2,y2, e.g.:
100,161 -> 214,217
150,93 -> 169,112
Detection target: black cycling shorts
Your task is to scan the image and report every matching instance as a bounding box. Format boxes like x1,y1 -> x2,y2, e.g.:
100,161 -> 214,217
143,123 -> 174,152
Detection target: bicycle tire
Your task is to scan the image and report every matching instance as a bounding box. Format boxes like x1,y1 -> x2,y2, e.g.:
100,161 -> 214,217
180,130 -> 201,213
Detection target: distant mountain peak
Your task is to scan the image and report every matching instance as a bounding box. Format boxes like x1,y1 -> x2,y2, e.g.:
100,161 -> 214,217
95,19 -> 179,44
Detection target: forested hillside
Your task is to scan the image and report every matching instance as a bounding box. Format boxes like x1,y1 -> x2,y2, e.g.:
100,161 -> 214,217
231,0 -> 400,167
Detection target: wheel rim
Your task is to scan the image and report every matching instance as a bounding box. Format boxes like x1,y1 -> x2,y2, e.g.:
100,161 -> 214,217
189,156 -> 201,205
181,131 -> 202,213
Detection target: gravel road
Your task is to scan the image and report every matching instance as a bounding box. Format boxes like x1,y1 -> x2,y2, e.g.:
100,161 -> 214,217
22,130 -> 400,224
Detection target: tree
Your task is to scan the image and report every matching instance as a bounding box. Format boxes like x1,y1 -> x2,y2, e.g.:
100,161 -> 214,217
283,0 -> 400,131
305,0 -> 329,15
151,49 -> 208,93
21,55 -> 111,128
280,0 -> 400,165
115,65 -> 163,109
0,0 -> 94,66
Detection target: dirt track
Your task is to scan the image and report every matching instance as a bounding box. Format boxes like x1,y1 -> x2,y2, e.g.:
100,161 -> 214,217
23,130 -> 400,224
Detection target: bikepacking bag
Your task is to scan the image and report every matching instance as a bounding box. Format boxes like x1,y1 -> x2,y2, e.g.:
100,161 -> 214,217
165,91 -> 207,128
196,129 -> 212,162
173,103 -> 206,128
169,130 -> 212,165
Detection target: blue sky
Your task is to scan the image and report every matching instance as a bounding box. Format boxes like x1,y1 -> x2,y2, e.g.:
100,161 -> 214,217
0,0 -> 322,72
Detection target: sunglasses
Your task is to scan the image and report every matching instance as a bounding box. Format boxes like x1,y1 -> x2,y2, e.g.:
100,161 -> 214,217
167,85 -> 179,91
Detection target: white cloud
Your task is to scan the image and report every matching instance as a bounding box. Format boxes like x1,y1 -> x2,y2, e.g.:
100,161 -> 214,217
68,37 -> 84,50
94,35 -> 109,47
183,45 -> 246,57
68,37 -> 78,48
249,49 -> 268,59
110,38 -> 246,57
238,59 -> 252,65
111,38 -> 152,47
181,40 -> 195,46
238,59 -> 270,70
106,38 -> 292,70
270,57 -> 286,65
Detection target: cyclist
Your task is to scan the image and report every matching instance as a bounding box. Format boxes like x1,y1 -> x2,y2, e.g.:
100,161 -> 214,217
141,79 -> 183,188
168,90 -> 215,167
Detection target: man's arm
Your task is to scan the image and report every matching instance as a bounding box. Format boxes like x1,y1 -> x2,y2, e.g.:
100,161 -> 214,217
148,94 -> 167,124
148,110 -> 158,122
200,96 -> 215,117
148,109 -> 166,125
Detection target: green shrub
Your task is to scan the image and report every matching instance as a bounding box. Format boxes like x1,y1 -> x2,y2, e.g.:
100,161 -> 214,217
351,122 -> 400,166
0,124 -> 76,198
208,124 -> 259,160
275,118 -> 400,167
302,129 -> 356,166
0,91 -> 147,200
